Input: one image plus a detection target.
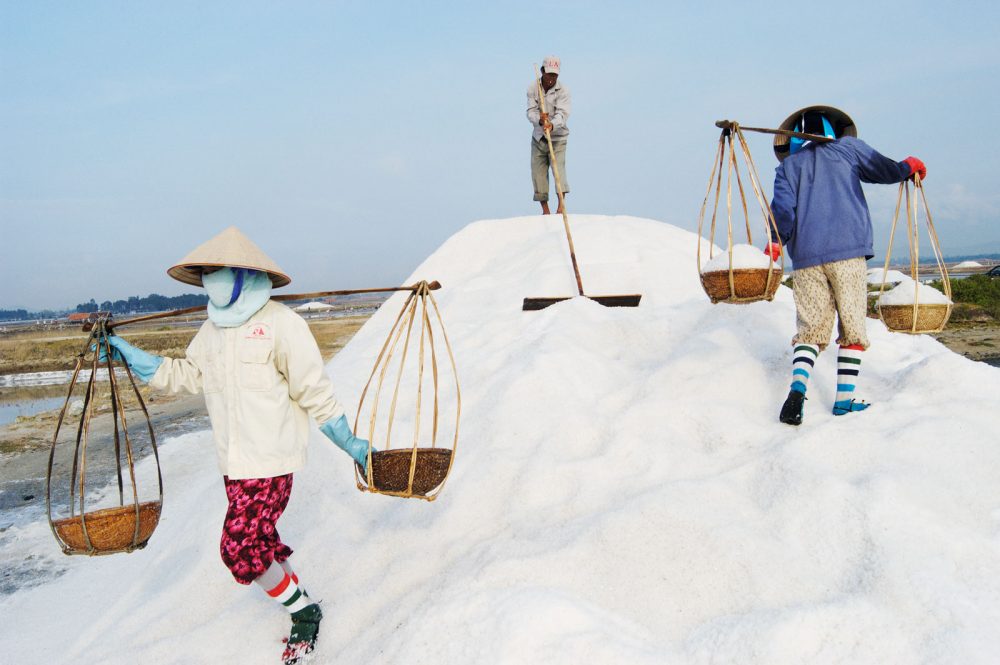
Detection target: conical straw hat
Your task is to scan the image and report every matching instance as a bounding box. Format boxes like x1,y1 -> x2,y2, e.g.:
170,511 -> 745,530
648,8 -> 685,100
773,105 -> 857,162
167,226 -> 291,288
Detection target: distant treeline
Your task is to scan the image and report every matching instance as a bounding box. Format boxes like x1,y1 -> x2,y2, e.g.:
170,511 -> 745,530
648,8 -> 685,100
73,293 -> 208,315
0,293 -> 208,322
0,308 -> 66,322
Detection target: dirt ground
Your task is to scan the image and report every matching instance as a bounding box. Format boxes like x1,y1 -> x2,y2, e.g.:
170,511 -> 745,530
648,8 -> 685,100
928,322 -> 1000,361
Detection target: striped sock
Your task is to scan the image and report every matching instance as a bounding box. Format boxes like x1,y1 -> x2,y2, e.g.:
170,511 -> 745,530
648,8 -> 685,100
279,558 -> 299,586
255,561 -> 312,614
833,344 -> 869,414
790,344 -> 820,394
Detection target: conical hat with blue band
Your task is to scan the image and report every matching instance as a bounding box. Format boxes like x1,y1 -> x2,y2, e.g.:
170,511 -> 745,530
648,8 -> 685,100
167,226 -> 291,288
773,105 -> 857,162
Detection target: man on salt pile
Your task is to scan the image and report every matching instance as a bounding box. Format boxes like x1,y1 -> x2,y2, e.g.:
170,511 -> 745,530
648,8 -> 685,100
768,106 -> 926,426
527,55 -> 571,215
99,226 -> 371,664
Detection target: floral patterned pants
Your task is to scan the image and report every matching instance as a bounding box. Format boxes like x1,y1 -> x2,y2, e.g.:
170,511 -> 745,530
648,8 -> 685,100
220,474 -> 294,585
792,257 -> 870,351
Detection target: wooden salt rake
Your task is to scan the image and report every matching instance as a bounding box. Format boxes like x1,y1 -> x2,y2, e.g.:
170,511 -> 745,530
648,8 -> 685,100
46,316 -> 163,555
877,175 -> 952,333
353,280 -> 460,500
696,121 -> 785,304
522,66 -> 642,311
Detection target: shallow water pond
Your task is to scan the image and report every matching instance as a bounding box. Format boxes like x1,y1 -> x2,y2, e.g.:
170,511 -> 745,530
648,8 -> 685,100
0,384 -> 72,427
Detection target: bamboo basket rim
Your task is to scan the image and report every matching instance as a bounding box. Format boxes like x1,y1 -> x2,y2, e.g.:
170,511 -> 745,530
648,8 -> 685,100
52,500 -> 161,555
356,448 -> 453,498
699,266 -> 784,304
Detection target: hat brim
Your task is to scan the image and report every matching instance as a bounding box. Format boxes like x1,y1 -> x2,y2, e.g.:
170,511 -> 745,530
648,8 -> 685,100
167,263 -> 291,288
773,105 -> 857,162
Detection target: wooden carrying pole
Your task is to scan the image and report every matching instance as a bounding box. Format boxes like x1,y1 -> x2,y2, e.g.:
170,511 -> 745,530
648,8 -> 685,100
85,281 -> 441,331
522,66 -> 641,311
714,119 -> 834,144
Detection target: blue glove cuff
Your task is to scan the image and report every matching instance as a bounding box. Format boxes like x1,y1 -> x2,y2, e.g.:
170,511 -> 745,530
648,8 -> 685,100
320,415 -> 374,470
112,337 -> 163,383
97,336 -> 163,383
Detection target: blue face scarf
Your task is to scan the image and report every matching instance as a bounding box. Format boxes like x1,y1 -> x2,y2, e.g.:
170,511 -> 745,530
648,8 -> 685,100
202,268 -> 273,327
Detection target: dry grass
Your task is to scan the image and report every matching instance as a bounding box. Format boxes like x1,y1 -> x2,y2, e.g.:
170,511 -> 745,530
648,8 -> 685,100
0,315 -> 370,376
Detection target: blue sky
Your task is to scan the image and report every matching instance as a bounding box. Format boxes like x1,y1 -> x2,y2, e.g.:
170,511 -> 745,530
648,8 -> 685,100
3,1 -> 999,309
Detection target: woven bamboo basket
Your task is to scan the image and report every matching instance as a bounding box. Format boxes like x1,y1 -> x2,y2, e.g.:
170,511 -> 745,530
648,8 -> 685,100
696,122 -> 785,305
876,177 -> 952,335
878,303 -> 951,333
354,280 -> 460,501
700,267 -> 783,304
357,449 -> 452,496
47,318 -> 164,556
52,501 -> 161,554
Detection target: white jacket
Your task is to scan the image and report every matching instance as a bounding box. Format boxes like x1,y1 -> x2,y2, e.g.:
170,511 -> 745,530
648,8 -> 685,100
150,300 -> 345,479
526,80 -> 571,141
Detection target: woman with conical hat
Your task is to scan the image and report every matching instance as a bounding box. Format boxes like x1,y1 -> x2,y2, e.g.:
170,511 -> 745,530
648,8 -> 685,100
768,106 -> 927,427
103,226 -> 370,664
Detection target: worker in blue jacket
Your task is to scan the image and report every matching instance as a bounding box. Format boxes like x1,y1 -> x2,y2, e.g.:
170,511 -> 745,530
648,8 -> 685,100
768,105 -> 926,426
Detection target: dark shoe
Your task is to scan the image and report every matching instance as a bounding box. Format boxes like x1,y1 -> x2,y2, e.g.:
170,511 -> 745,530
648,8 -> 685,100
282,603 -> 322,665
779,390 -> 806,426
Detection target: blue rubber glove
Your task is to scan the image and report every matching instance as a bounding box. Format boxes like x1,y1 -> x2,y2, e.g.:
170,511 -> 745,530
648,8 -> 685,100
320,415 -> 375,472
96,335 -> 163,383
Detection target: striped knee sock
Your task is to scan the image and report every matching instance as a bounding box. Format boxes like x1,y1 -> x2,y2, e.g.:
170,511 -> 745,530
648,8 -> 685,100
279,558 -> 299,586
255,561 -> 312,614
834,344 -> 869,414
790,344 -> 820,394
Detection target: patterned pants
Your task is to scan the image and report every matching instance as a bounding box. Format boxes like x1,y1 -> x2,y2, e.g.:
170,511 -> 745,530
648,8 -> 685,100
792,257 -> 870,351
220,474 -> 294,585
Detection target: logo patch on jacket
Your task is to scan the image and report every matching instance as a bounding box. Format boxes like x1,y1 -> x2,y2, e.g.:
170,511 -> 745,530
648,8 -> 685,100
246,323 -> 272,340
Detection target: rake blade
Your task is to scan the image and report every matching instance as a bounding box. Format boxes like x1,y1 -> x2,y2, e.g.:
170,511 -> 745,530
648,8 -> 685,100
589,294 -> 642,308
522,294 -> 642,311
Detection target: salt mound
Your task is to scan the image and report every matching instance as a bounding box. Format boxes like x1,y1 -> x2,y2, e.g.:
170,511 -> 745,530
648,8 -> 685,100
953,260 -> 984,269
877,280 -> 952,305
867,268 -> 913,285
700,243 -> 773,272
4,215 -> 1000,665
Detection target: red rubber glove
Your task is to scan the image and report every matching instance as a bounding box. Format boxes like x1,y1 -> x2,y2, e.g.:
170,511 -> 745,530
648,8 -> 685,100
764,242 -> 782,261
904,156 -> 927,181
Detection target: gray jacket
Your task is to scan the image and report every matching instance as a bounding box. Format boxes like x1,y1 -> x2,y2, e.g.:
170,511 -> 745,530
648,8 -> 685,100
526,80 -> 571,141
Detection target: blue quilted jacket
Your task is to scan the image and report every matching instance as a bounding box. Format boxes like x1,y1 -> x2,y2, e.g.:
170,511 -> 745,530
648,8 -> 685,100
771,136 -> 914,269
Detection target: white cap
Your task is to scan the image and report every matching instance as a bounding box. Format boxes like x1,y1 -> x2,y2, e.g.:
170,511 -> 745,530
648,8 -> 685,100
542,55 -> 560,75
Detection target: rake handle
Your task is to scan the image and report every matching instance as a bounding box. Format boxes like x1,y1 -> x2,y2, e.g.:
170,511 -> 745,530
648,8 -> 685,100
536,68 -> 585,297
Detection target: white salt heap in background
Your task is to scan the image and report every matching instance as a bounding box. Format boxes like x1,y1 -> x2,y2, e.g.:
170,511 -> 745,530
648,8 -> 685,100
867,268 -> 913,285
